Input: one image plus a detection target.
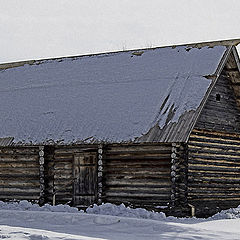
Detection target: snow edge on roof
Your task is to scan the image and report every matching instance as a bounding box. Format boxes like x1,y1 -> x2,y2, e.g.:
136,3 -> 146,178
1,38 -> 240,70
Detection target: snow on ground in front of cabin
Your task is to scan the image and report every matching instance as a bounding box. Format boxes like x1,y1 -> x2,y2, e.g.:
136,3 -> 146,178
0,201 -> 240,239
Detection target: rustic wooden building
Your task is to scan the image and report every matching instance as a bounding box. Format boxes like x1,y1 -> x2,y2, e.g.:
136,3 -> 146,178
1,39 -> 240,217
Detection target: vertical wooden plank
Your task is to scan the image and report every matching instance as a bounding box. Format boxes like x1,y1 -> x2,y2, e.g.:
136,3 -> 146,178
73,152 -> 97,206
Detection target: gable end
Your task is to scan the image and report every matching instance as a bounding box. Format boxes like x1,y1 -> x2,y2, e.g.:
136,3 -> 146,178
194,47 -> 240,134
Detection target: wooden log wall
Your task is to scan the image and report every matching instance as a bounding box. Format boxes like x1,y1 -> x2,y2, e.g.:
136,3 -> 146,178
102,143 -> 172,209
0,146 -> 40,201
0,143 -> 174,211
188,129 -> 240,216
195,71 -> 240,133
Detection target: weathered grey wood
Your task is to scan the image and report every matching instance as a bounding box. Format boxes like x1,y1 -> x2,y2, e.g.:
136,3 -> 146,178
103,196 -> 169,204
73,152 -> 97,206
187,127 -> 240,214
195,69 -> 240,133
187,49 -> 240,217
103,144 -> 172,208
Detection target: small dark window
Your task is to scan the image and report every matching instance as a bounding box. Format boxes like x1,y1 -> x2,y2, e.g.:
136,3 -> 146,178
216,94 -> 221,101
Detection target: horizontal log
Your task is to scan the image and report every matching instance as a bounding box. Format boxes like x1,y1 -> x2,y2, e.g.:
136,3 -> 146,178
0,168 -> 39,175
188,193 -> 240,199
105,165 -> 171,171
103,196 -> 170,204
190,130 -> 240,139
189,152 -> 240,161
188,171 -> 240,178
188,165 -> 240,173
105,160 -> 170,165
0,187 -> 40,193
103,168 -> 170,174
105,153 -> 171,160
0,195 -> 39,200
191,128 -> 240,140
188,177 -> 240,183
189,142 -> 240,152
195,124 -> 237,134
189,199 -> 240,205
188,189 -> 240,194
106,145 -> 171,152
0,155 -> 39,161
0,191 -> 40,197
106,178 -> 172,185
188,148 -> 240,158
104,179 -> 171,186
0,147 -> 38,155
188,142 -> 240,152
105,186 -> 171,193
104,191 -> 170,197
0,174 -> 39,180
54,145 -> 97,152
104,175 -> 171,182
0,180 -> 39,187
189,136 -> 240,147
0,162 -> 38,168
54,156 -> 73,162
188,159 -> 240,167
104,172 -> 170,179
104,185 -> 171,191
189,183 -> 240,188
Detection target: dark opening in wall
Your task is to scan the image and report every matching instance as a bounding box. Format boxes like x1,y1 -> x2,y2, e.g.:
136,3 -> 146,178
216,94 -> 221,101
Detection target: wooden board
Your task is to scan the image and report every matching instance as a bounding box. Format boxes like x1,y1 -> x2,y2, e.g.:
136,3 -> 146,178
73,152 -> 97,206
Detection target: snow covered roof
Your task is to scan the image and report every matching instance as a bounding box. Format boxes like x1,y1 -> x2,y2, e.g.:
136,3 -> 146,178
0,43 -> 231,144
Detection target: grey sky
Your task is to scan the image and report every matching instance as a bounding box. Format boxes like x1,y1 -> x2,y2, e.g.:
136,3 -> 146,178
1,0 -> 240,63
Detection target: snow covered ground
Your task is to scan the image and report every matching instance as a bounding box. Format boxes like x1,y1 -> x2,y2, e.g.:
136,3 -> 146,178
0,201 -> 240,240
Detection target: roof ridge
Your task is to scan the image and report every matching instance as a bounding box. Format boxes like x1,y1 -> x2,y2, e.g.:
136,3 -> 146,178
1,38 -> 240,70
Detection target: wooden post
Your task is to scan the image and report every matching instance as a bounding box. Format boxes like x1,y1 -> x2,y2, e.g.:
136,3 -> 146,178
97,144 -> 103,204
39,146 -> 45,206
53,193 -> 56,206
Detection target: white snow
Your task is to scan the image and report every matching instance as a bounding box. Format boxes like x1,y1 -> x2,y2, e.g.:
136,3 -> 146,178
0,201 -> 240,239
0,45 -> 226,144
86,203 -> 166,220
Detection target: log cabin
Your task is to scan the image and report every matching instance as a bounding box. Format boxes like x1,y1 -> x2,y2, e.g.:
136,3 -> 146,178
1,39 -> 240,217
